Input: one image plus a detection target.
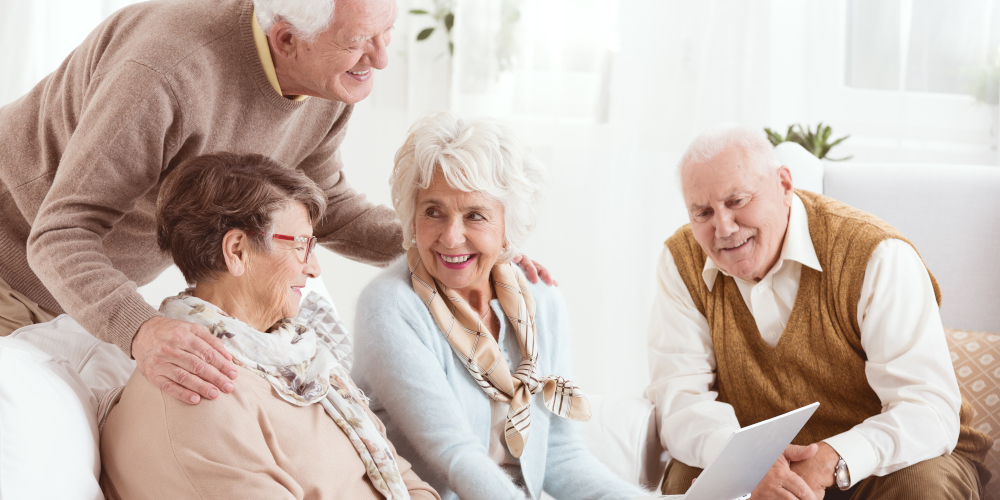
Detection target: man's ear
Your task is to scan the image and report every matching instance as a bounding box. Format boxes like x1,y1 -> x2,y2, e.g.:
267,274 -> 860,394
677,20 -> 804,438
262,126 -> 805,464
221,229 -> 250,277
268,20 -> 300,60
777,165 -> 794,204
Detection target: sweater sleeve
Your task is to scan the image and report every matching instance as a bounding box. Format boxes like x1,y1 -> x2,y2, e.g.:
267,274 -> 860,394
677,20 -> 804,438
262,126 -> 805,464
298,105 -> 403,267
532,284 -> 652,500
26,61 -> 181,357
352,281 -> 529,500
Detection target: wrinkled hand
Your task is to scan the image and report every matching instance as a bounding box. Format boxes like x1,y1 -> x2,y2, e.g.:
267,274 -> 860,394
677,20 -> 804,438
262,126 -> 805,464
789,442 -> 839,497
512,254 -> 558,286
132,315 -> 238,404
751,444 -> 821,500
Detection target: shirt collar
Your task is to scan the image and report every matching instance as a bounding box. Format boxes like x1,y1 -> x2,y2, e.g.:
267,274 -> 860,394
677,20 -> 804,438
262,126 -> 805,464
701,192 -> 822,290
251,9 -> 309,102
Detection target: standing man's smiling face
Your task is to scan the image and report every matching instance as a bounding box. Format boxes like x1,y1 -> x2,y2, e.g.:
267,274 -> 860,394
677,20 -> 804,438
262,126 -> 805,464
269,0 -> 397,104
682,146 -> 794,282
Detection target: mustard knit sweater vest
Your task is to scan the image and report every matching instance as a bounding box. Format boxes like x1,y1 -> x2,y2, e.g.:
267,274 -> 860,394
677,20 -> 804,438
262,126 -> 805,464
665,189 -> 992,464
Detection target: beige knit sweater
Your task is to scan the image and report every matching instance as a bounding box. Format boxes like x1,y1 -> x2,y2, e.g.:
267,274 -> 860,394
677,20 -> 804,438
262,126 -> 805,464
100,366 -> 440,500
0,0 -> 402,356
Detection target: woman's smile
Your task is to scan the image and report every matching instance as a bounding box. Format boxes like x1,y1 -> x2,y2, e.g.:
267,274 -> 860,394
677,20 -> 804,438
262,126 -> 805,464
438,252 -> 477,269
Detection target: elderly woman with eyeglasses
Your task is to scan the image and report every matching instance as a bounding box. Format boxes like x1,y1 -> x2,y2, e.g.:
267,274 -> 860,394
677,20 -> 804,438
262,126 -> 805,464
351,113 -> 651,500
100,153 -> 439,500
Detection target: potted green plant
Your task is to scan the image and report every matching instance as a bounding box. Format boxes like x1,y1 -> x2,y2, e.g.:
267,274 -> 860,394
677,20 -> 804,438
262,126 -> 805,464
410,1 -> 455,56
764,123 -> 852,161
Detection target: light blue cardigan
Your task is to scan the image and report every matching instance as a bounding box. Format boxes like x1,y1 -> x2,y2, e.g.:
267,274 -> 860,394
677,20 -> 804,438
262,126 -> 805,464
352,258 -> 648,500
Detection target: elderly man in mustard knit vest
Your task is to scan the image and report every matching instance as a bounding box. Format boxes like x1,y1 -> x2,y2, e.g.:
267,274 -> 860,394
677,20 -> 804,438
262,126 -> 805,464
645,128 -> 993,499
0,0 -> 553,408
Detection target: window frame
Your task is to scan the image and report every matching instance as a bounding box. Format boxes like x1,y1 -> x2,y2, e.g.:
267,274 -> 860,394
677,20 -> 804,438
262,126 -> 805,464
796,0 -> 995,164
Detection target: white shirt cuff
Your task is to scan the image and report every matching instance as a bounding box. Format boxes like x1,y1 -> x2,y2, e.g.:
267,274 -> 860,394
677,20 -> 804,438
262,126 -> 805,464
823,430 -> 878,487
703,426 -> 738,465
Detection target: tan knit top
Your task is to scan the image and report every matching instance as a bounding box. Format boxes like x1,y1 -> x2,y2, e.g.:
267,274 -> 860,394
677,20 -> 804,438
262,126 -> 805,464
0,0 -> 402,356
666,189 -> 992,463
100,366 -> 440,500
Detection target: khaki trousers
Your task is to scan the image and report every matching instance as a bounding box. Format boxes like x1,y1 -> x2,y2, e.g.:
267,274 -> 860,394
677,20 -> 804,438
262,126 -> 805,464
661,453 -> 990,499
0,275 -> 57,337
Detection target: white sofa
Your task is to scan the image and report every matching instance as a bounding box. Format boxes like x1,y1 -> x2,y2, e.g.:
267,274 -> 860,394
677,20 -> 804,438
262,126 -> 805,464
3,146 -> 997,498
578,145 -> 1000,491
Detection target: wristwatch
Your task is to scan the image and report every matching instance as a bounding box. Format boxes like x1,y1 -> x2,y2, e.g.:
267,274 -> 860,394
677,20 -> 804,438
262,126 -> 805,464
834,456 -> 851,490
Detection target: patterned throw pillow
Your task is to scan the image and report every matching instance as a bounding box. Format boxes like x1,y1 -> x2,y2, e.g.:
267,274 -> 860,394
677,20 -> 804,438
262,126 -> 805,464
295,291 -> 354,370
944,327 -> 1000,499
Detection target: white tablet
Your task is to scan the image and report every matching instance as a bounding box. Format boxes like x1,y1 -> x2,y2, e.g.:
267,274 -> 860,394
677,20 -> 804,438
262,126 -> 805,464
636,402 -> 820,500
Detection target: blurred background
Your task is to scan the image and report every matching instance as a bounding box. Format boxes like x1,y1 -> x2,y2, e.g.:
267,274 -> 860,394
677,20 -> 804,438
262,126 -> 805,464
2,0 -> 999,397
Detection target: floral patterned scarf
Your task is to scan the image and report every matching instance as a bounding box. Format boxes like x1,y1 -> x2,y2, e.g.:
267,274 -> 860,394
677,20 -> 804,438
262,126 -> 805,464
160,292 -> 410,500
407,248 -> 592,458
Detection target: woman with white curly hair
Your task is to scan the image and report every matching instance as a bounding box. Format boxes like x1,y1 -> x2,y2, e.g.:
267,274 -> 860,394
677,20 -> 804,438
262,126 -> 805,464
352,112 -> 651,499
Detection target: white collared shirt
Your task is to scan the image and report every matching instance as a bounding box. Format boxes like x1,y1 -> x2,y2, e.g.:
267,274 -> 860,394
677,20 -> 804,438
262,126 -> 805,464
645,193 -> 963,486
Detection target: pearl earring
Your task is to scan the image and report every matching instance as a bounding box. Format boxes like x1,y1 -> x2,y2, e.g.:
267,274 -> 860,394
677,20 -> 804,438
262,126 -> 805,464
410,236 -> 417,245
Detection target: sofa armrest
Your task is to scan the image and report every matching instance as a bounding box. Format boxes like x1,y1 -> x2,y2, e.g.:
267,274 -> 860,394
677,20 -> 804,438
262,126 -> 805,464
581,395 -> 667,489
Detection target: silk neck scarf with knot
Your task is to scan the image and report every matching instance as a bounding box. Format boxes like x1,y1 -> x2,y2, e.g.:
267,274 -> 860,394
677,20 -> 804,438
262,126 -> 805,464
407,248 -> 591,458
159,292 -> 410,500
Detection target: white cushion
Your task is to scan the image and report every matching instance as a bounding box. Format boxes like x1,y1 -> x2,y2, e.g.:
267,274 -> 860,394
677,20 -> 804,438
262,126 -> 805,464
824,163 -> 1000,332
9,315 -> 135,400
0,336 -> 103,500
581,395 -> 665,489
773,141 -> 824,193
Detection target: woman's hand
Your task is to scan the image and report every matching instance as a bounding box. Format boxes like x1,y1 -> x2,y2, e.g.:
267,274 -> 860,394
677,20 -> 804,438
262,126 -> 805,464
131,315 -> 239,404
513,255 -> 558,286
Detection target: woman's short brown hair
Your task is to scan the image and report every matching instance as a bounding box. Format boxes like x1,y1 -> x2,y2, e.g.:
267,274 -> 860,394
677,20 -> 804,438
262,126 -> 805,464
156,152 -> 327,285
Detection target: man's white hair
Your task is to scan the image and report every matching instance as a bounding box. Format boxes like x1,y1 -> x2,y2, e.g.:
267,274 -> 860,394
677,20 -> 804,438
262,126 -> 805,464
391,112 -> 547,264
678,126 -> 779,177
254,0 -> 336,42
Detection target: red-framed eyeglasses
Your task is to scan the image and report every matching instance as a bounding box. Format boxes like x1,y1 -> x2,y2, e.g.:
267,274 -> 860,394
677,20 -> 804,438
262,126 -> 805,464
270,233 -> 318,262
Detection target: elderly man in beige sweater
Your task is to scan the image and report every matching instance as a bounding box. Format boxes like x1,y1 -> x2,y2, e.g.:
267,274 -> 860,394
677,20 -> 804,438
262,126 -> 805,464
0,0 -> 550,407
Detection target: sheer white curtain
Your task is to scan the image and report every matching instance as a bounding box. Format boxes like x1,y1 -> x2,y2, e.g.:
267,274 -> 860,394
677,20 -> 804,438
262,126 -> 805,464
846,0 -> 1000,95
0,0 -> 140,106
330,0 -> 774,397
454,0 -> 772,396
